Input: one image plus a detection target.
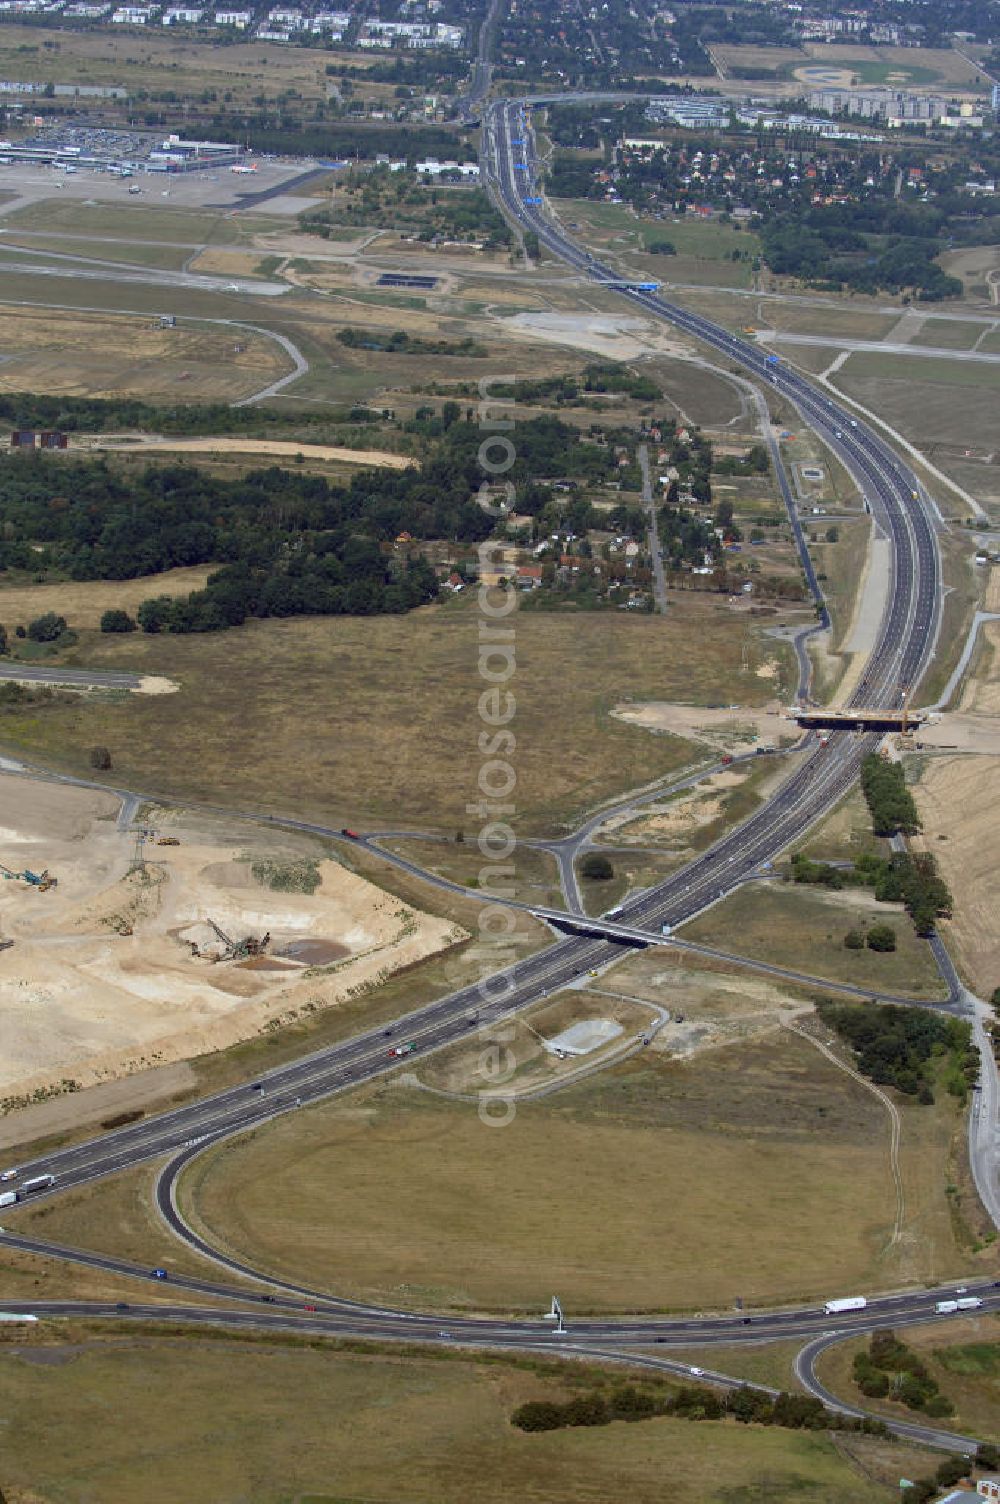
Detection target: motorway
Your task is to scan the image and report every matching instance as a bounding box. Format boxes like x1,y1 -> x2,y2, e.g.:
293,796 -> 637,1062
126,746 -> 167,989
0,88 -> 986,1454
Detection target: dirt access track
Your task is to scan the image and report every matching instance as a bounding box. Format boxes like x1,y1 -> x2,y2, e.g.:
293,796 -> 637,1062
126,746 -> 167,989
78,436 -> 416,469
0,777 -> 462,1109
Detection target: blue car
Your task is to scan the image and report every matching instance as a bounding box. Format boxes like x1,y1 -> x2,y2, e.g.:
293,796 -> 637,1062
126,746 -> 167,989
152,1268 -> 168,1280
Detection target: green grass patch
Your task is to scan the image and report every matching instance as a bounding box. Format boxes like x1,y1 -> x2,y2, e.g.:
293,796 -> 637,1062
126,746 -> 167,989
249,856 -> 322,894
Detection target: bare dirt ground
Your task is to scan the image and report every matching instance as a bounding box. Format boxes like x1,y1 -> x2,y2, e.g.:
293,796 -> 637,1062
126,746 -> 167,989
579,951 -> 812,1061
610,698 -> 792,751
78,435 -> 415,469
0,778 -> 462,1107
501,311 -> 694,361
918,618 -> 1000,750
594,767 -> 748,850
0,1061 -> 195,1154
917,712 -> 1000,754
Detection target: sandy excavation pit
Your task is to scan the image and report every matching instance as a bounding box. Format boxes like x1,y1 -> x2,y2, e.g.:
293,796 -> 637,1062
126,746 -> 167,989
0,778 -> 463,1105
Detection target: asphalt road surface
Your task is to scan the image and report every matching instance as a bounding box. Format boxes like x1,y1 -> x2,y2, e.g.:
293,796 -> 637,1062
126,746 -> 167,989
0,663 -> 142,689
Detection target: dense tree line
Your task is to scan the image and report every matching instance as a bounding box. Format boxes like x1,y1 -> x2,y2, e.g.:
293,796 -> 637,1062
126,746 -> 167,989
419,363 -> 663,406
0,392 -> 387,439
713,444 -> 769,478
790,847 -> 952,937
208,120 -> 467,161
0,415 -> 626,633
657,502 -> 718,568
336,328 -> 486,358
328,56 -> 469,87
854,851 -> 953,937
816,1001 -> 976,1103
136,550 -> 439,633
759,204 -> 962,300
512,1382 -> 887,1435
860,754 -> 921,836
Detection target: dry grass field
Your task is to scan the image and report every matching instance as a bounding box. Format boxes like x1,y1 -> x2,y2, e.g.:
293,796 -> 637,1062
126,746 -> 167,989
0,303 -> 289,402
681,882 -> 948,997
753,304 -> 900,341
711,41 -> 809,76
640,353 -> 745,425
0,591 -> 786,835
798,786 -> 886,864
384,838 -> 566,910
809,514 -> 871,656
177,1014 -> 975,1314
560,200 -> 761,291
939,244 -> 1000,302
0,565 -> 214,631
1,198 -> 277,244
830,352 -> 1000,459
909,319 -> 984,352
0,1236 -> 206,1308
0,1332 -> 903,1504
911,753 -> 1000,997
0,232 -> 192,271
0,23 -> 340,106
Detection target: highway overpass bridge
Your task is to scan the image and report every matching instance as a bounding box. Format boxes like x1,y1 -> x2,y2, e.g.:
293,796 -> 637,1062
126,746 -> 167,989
792,708 -> 927,734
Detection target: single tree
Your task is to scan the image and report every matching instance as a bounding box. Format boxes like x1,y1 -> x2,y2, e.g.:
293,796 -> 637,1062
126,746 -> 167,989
866,923 -> 897,952
27,611 -> 67,643
100,608 -> 137,634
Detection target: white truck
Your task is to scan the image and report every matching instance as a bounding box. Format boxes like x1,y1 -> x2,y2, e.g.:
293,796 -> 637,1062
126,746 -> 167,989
823,1296 -> 867,1315
20,1174 -> 55,1195
0,1191 -> 16,1209
936,1296 -> 983,1314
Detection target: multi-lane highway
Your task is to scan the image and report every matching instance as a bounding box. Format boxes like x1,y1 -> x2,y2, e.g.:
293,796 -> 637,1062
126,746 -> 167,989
0,86 -> 981,1453
6,104 -> 946,1238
